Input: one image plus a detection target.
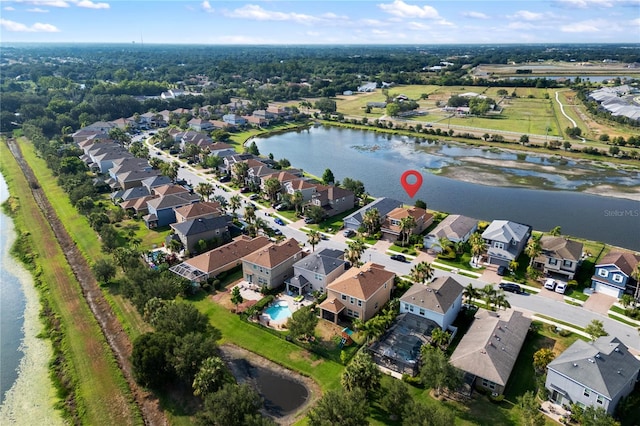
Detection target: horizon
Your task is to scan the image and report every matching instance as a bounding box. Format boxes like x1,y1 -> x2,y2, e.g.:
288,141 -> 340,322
1,0 -> 639,45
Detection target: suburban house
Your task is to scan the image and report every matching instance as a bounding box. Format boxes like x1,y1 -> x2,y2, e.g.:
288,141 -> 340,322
591,251 -> 640,298
307,185 -> 355,218
169,215 -> 232,254
380,206 -> 433,242
532,236 -> 584,281
187,118 -> 213,132
111,185 -> 151,204
285,248 -> 348,295
319,262 -> 395,323
144,191 -> 200,228
343,197 -> 403,232
119,195 -> 156,216
141,175 -> 173,192
174,201 -> 224,223
449,308 -> 532,395
170,235 -> 271,283
242,238 -> 302,290
424,214 -> 479,252
107,157 -> 152,181
481,220 -> 532,267
399,276 -> 464,331
222,114 -> 247,126
545,336 -> 640,414
259,170 -> 301,192
115,169 -> 162,190
283,179 -> 318,202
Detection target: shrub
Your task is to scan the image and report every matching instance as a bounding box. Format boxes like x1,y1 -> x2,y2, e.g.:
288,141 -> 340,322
254,295 -> 275,312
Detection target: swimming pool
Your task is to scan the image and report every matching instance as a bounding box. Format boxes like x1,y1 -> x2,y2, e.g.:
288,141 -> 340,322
264,301 -> 292,322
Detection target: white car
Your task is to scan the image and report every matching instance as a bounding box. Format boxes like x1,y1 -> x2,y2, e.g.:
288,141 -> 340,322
544,278 -> 556,291
554,282 -> 567,294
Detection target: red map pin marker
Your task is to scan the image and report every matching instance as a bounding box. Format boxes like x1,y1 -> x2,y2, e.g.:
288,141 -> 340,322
401,170 -> 423,198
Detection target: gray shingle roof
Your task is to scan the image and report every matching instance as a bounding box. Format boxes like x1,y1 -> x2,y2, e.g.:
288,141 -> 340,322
547,336 -> 640,399
400,276 -> 464,314
293,248 -> 346,275
170,215 -> 231,237
482,220 -> 531,244
426,214 -> 478,241
449,309 -> 532,386
343,197 -> 403,226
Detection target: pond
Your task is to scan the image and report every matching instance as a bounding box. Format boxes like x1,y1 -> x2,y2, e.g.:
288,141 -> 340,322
253,126 -> 640,250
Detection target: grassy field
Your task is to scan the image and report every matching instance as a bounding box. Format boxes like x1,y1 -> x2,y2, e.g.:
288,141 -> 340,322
18,140 -> 150,339
0,141 -> 141,425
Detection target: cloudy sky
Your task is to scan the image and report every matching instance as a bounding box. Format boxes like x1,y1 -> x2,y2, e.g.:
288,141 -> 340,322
1,0 -> 639,44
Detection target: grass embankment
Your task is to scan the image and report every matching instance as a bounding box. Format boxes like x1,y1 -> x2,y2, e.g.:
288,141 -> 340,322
18,141 -> 150,340
0,141 -> 141,425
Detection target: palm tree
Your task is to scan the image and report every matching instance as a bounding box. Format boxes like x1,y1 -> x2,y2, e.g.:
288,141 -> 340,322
362,208 -> 380,236
437,237 -> 453,253
196,182 -> 214,201
232,161 -> 249,184
463,283 -> 479,306
481,284 -> 497,309
430,327 -> 451,349
345,239 -> 366,267
264,177 -> 282,203
525,235 -> 542,267
212,195 -> 228,213
399,216 -> 416,246
620,294 -> 635,309
410,261 -> 434,285
509,260 -> 519,274
243,204 -> 256,224
469,233 -> 486,266
307,229 -> 321,252
494,291 -> 511,311
291,190 -> 304,215
229,195 -> 242,218
231,286 -> 243,314
632,263 -> 640,302
549,226 -> 562,236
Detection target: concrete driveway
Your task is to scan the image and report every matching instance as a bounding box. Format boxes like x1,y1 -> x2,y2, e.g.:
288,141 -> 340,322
537,288 -> 565,301
582,292 -> 616,315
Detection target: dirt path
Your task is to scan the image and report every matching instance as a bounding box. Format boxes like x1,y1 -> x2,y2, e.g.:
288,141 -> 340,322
6,139 -> 168,426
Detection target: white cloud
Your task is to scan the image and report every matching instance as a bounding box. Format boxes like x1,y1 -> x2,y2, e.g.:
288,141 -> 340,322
225,4 -> 319,25
509,10 -> 546,21
462,11 -> 489,19
4,6 -> 16,10
561,20 -> 603,32
74,0 -> 109,9
407,21 -> 429,30
0,18 -> 60,32
556,0 -> 613,8
378,0 -> 440,19
217,34 -> 274,44
632,17 -> 640,25
18,0 -> 70,7
201,1 -> 213,13
507,21 -> 538,30
27,7 -> 49,12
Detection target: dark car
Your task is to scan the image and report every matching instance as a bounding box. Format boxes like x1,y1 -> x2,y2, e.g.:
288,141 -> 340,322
304,217 -> 314,224
240,187 -> 250,193
499,283 -> 523,294
219,175 -> 231,182
274,218 -> 285,226
390,254 -> 406,262
496,265 -> 508,276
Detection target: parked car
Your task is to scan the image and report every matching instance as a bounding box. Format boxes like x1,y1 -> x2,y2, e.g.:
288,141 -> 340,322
275,204 -> 286,211
343,229 -> 355,238
219,175 -> 231,182
304,217 -> 314,224
274,218 -> 285,226
544,278 -> 557,291
240,187 -> 250,193
554,282 -> 567,294
499,283 -> 522,294
273,229 -> 282,236
249,194 -> 259,200
496,265 -> 508,276
390,254 -> 406,262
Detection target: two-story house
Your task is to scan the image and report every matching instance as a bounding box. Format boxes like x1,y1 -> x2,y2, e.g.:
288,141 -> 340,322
343,197 -> 403,232
169,215 -> 232,254
424,214 -> 479,252
591,251 -> 640,298
187,118 -> 213,132
283,179 -> 318,202
532,236 -> 584,281
380,206 -> 433,242
307,185 -> 355,218
319,262 -> 395,323
242,238 -> 302,290
144,191 -> 200,228
481,220 -> 532,267
174,201 -> 224,223
545,336 -> 640,414
286,248 -> 348,295
222,114 -> 247,126
399,276 -> 464,331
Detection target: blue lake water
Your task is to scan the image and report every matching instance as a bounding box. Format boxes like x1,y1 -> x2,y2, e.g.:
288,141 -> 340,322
0,172 -> 26,405
254,126 -> 640,250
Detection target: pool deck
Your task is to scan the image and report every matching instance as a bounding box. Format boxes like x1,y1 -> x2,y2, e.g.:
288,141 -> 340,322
232,282 -> 314,329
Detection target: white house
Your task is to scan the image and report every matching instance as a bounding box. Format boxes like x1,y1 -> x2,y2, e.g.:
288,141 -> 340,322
399,276 -> 464,331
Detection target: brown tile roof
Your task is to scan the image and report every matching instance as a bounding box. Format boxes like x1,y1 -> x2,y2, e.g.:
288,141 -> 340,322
318,298 -> 345,314
242,238 -> 301,268
152,184 -> 190,196
597,251 -> 640,276
327,262 -> 395,300
262,171 -> 299,183
286,179 -> 316,191
184,235 -> 271,275
174,201 -> 223,219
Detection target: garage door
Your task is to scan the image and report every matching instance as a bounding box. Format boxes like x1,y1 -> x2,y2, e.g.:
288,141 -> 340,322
594,282 -> 621,298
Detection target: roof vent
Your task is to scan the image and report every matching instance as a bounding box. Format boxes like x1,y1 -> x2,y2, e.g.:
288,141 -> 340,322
615,347 -> 620,352
573,363 -> 578,367
502,347 -> 505,351
588,358 -> 595,363
595,353 -> 601,359
617,370 -> 622,374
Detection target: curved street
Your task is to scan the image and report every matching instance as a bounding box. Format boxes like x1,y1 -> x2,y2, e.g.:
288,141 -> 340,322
141,133 -> 640,354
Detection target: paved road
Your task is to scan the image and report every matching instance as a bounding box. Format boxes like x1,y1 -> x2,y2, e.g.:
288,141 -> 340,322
141,133 -> 640,352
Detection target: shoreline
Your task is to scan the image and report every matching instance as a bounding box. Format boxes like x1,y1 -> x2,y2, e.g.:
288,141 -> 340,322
0,190 -> 64,425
